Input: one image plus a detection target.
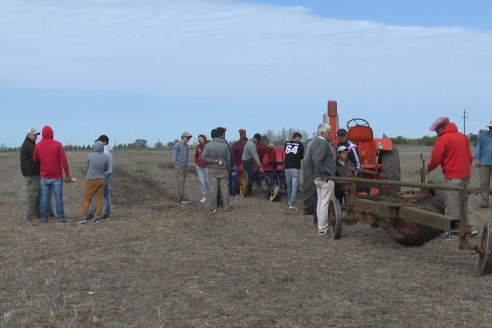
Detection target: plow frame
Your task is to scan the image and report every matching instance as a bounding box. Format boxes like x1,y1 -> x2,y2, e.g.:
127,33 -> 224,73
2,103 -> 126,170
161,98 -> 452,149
327,175 -> 492,275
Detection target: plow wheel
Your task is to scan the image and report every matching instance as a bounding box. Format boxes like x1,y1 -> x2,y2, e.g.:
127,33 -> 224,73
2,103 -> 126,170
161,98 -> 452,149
478,224 -> 492,275
328,198 -> 343,239
393,220 -> 429,246
392,196 -> 444,246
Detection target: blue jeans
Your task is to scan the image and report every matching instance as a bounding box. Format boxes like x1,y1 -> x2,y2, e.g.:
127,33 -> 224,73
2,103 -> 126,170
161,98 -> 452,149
195,166 -> 210,198
89,173 -> 112,217
229,169 -> 239,196
285,168 -> 300,206
40,178 -> 64,221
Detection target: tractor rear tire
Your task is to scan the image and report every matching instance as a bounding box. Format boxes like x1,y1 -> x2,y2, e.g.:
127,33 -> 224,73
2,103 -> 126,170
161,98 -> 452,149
380,148 -> 401,192
302,165 -> 315,215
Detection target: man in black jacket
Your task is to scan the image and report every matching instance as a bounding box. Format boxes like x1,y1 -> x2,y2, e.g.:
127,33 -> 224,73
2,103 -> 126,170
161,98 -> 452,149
20,128 -> 41,221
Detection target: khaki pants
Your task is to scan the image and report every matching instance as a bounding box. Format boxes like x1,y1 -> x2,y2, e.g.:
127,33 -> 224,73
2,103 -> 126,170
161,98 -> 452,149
174,166 -> 187,201
315,178 -> 335,233
83,179 -> 105,217
25,175 -> 40,220
209,168 -> 230,210
479,165 -> 492,206
444,178 -> 475,228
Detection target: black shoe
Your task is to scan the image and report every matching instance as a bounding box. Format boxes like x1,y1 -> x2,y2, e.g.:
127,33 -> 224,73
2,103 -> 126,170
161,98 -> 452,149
101,215 -> 111,221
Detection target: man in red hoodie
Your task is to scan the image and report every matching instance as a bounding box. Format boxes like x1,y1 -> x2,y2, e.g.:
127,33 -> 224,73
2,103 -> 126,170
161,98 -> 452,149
33,125 -> 71,223
426,117 -> 475,238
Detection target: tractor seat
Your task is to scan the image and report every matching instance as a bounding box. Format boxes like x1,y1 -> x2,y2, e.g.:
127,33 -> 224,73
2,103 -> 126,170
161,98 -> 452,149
347,125 -> 373,144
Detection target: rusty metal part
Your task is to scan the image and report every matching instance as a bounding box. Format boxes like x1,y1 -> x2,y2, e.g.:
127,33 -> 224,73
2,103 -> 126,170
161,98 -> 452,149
328,176 -> 464,191
420,153 -> 426,184
478,224 -> 492,275
354,196 -> 448,246
328,198 -> 343,239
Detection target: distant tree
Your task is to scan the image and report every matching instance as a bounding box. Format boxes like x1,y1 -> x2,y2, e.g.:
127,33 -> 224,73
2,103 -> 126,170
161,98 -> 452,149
167,139 -> 179,148
154,141 -> 165,149
134,139 -> 147,148
391,136 -> 408,144
468,133 -> 478,145
420,135 -> 437,146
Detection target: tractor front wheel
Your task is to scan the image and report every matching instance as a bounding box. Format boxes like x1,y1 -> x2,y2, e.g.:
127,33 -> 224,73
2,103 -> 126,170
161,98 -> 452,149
380,148 -> 401,192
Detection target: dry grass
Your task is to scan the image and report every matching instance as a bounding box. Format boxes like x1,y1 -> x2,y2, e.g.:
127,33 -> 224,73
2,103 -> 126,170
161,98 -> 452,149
1,146 -> 491,328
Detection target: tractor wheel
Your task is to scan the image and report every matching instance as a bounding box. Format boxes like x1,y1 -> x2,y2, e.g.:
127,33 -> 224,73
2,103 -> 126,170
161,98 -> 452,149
328,198 -> 343,239
478,224 -> 492,275
380,148 -> 401,192
393,196 -> 444,246
302,164 -> 315,215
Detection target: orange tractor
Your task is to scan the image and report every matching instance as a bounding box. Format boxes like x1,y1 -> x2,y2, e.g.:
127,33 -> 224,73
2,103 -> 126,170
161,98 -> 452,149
302,100 -> 450,246
301,100 -> 492,275
302,100 -> 402,217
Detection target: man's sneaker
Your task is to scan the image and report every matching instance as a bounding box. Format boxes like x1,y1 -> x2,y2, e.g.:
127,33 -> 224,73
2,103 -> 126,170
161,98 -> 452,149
200,197 -> 207,203
87,216 -> 96,222
101,215 -> 112,221
480,203 -> 488,209
77,217 -> 88,224
210,208 -> 217,214
94,217 -> 102,223
470,230 -> 479,238
179,199 -> 191,204
441,232 -> 458,240
317,230 -> 328,236
289,205 -> 298,210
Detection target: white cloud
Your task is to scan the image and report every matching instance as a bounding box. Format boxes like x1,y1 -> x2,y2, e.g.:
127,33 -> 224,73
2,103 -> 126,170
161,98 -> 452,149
1,0 -> 491,139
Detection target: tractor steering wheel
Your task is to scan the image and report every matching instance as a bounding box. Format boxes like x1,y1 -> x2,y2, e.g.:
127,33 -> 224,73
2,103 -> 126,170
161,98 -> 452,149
346,118 -> 370,130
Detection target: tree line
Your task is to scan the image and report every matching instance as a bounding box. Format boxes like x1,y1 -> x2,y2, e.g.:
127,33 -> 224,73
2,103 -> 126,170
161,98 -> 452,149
1,129 -> 485,153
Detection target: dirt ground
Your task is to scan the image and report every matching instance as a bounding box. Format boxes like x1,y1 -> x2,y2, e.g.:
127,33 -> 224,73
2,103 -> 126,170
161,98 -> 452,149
1,145 -> 492,328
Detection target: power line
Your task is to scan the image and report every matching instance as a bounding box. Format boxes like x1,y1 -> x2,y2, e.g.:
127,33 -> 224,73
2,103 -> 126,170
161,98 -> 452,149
462,109 -> 468,135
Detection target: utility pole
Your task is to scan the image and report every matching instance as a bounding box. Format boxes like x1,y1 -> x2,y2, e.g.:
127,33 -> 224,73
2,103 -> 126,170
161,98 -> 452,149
462,109 -> 468,135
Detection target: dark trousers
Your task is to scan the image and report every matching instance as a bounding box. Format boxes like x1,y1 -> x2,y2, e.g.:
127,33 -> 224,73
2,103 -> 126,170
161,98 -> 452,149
242,160 -> 254,195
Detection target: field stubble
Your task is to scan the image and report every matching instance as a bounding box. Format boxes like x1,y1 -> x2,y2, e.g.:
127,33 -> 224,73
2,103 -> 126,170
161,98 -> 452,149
1,145 -> 491,328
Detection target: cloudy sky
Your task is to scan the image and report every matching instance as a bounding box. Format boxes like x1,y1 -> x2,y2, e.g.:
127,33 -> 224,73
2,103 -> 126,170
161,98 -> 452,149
1,0 -> 491,147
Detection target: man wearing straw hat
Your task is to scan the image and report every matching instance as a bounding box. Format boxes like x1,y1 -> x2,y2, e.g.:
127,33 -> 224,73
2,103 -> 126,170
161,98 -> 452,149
474,119 -> 492,208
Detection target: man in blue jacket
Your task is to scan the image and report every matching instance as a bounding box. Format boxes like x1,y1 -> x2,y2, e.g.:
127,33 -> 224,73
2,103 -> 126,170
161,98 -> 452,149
475,120 -> 492,208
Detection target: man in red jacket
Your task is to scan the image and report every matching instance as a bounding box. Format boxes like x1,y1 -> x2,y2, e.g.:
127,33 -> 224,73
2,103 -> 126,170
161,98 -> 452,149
426,117 -> 475,238
33,125 -> 71,223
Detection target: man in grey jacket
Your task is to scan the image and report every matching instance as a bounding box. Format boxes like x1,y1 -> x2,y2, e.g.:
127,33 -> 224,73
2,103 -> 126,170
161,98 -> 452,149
173,131 -> 192,204
78,141 -> 109,223
311,123 -> 336,235
241,133 -> 264,196
202,129 -> 232,213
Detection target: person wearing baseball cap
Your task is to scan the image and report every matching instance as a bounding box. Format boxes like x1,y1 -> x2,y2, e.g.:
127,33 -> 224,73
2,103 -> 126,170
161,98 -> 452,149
85,134 -> 113,221
334,145 -> 352,206
474,119 -> 492,208
172,131 -> 193,204
336,128 -> 361,174
241,133 -> 264,196
20,128 -> 41,222
426,117 -> 476,238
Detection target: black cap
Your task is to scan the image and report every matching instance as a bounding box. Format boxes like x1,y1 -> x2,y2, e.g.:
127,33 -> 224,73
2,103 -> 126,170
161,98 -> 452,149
253,133 -> 262,141
95,135 -> 109,143
336,128 -> 347,137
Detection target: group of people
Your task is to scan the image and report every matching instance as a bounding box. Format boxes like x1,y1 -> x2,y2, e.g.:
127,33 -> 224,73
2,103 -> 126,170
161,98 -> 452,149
20,125 -> 113,224
172,127 -> 272,214
21,117 -> 492,235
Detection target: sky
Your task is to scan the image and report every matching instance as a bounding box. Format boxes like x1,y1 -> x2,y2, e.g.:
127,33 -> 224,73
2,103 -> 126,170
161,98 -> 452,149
1,0 -> 491,148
